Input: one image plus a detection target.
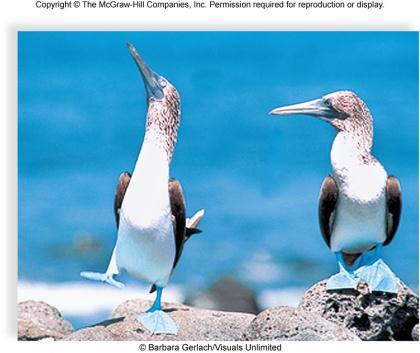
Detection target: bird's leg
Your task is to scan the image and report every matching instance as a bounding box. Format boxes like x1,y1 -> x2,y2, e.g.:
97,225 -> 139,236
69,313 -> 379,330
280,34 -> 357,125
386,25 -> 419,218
147,286 -> 163,313
80,247 -> 125,288
326,252 -> 359,290
136,286 -> 178,335
355,243 -> 399,293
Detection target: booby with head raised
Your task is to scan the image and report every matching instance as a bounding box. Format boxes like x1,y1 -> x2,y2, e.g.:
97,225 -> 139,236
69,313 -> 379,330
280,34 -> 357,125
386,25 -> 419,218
81,43 -> 205,334
269,91 -> 402,293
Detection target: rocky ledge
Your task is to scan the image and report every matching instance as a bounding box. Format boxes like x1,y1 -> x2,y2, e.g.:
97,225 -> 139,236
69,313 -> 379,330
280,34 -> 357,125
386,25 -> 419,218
17,300 -> 74,341
18,278 -> 419,341
65,299 -> 254,341
298,279 -> 419,340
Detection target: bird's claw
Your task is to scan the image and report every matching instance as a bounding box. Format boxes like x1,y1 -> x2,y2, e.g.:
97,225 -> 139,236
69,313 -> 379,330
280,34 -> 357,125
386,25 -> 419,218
80,271 -> 125,289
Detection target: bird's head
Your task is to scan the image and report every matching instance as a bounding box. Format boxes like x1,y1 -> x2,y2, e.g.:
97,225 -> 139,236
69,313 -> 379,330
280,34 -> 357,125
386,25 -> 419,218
127,43 -> 181,162
127,42 -> 180,110
269,90 -> 373,135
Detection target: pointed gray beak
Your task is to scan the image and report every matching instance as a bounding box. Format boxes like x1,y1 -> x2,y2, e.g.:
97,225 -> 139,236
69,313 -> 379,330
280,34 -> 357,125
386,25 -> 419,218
269,98 -> 338,120
127,43 -> 165,100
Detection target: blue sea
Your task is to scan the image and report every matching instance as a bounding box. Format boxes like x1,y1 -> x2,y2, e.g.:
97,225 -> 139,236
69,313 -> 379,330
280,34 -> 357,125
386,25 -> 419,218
18,32 -> 419,328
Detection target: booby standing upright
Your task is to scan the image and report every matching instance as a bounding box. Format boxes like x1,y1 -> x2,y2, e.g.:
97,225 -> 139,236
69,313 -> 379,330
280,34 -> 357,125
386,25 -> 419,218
269,91 -> 402,293
81,43 -> 205,334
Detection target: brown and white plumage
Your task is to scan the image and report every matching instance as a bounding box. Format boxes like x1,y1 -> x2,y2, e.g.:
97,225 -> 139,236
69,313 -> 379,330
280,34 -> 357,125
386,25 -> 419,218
109,44 -> 206,295
270,91 -> 402,292
318,173 -> 402,265
80,43 -> 205,333
113,172 -> 203,272
81,44 -> 205,317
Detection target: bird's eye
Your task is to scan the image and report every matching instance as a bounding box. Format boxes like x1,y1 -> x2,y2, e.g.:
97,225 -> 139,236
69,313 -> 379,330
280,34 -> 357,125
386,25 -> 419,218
159,79 -> 167,88
324,99 -> 332,108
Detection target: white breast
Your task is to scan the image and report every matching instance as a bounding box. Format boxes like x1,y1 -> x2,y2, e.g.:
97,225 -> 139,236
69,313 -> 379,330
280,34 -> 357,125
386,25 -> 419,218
329,133 -> 388,253
116,214 -> 175,287
115,134 -> 176,287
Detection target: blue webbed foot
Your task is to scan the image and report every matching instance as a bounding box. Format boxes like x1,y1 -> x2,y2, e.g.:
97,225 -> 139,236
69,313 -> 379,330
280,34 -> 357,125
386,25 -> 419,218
355,259 -> 398,293
136,310 -> 177,335
326,270 -> 359,290
326,252 -> 359,291
355,247 -> 398,294
136,286 -> 178,335
80,271 -> 125,289
326,268 -> 359,290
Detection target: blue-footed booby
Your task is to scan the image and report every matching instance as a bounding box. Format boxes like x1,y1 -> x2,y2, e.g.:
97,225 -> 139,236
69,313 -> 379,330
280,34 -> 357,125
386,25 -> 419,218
81,43 -> 205,335
269,91 -> 402,293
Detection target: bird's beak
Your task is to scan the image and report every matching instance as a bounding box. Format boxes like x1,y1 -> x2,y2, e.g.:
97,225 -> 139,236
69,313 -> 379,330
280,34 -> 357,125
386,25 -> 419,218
269,98 -> 338,121
127,43 -> 165,100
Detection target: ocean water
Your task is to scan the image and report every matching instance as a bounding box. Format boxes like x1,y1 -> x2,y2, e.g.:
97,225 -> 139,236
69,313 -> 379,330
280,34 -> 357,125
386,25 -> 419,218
18,32 -> 419,328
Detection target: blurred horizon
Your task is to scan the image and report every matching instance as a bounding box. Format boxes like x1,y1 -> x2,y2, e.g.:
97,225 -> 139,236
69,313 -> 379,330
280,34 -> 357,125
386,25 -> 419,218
18,32 -> 419,327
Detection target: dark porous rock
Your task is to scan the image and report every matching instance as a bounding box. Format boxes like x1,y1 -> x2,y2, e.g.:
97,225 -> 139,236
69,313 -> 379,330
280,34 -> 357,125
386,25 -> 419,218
64,299 -> 255,341
185,277 -> 260,314
412,324 -> 419,341
298,279 -> 419,341
243,306 -> 360,341
18,300 -> 74,341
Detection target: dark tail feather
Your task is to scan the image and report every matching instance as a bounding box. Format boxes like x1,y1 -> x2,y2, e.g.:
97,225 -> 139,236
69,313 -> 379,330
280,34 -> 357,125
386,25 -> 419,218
149,284 -> 157,293
186,227 -> 202,239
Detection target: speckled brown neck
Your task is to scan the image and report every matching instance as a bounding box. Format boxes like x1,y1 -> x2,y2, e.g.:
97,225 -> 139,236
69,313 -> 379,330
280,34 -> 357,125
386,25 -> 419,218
144,84 -> 180,163
331,95 -> 374,163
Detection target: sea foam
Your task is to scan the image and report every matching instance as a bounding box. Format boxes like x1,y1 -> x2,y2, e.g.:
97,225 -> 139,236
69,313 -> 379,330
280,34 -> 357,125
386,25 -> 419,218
18,280 -> 184,316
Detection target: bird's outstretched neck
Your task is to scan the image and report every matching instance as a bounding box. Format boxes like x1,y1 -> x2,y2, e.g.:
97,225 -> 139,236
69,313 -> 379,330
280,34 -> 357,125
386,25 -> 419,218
128,87 -> 181,203
142,86 -> 181,164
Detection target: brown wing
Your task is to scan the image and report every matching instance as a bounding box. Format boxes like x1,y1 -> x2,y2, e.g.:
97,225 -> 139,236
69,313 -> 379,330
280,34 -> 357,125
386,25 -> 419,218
168,178 -> 187,269
148,179 -> 187,295
318,175 -> 338,248
384,175 -> 402,246
113,172 -> 131,229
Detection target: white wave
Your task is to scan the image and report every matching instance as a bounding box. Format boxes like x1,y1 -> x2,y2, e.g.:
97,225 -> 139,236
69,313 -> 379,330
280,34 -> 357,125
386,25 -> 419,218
258,287 -> 307,309
18,280 -> 184,317
240,250 -> 287,283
